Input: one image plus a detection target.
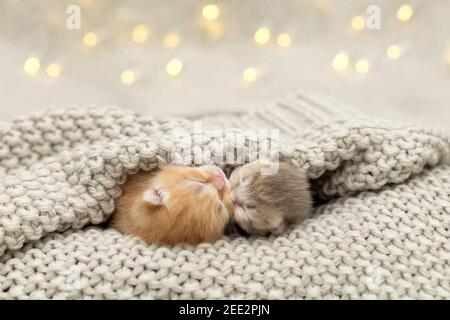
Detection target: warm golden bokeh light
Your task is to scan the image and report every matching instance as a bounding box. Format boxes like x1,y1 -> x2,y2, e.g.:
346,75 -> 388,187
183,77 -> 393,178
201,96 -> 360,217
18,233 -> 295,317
386,45 -> 401,59
397,4 -> 413,22
202,4 -> 220,21
276,33 -> 291,48
351,16 -> 366,31
355,59 -> 370,74
132,24 -> 149,44
163,33 -> 181,48
332,53 -> 350,71
23,57 -> 41,75
254,27 -> 271,45
166,59 -> 183,76
83,32 -> 98,47
121,70 -> 135,85
46,63 -> 61,78
242,67 -> 257,82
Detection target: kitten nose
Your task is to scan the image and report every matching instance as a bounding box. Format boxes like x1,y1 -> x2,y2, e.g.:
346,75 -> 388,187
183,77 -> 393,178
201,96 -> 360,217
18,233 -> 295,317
211,174 -> 225,190
201,165 -> 228,191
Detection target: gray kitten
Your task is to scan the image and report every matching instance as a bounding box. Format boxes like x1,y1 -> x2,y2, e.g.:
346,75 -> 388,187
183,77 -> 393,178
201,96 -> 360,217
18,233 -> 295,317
228,162 -> 312,236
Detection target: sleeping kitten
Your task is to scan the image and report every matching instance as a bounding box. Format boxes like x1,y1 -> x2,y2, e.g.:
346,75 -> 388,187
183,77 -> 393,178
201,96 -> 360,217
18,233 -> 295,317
111,165 -> 235,245
228,162 -> 312,236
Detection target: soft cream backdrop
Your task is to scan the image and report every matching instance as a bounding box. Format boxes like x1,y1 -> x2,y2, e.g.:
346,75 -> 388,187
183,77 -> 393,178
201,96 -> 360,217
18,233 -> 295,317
1,0 -> 449,128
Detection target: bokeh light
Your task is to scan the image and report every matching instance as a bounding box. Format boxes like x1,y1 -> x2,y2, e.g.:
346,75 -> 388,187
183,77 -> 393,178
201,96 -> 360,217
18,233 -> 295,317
386,45 -> 401,59
254,27 -> 271,45
132,24 -> 149,44
351,16 -> 365,31
202,4 -> 220,21
397,4 -> 413,22
23,57 -> 41,75
163,33 -> 180,48
332,53 -> 350,71
277,33 -> 291,47
355,59 -> 370,74
46,63 -> 61,78
242,67 -> 257,82
121,70 -> 135,85
83,32 -> 98,47
166,59 -> 183,76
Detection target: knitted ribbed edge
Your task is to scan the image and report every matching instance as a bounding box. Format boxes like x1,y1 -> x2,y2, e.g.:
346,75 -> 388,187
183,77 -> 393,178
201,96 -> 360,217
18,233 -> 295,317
196,91 -> 362,143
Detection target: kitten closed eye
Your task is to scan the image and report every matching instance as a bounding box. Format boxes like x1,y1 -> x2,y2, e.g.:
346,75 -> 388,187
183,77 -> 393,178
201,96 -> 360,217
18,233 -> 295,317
243,203 -> 256,209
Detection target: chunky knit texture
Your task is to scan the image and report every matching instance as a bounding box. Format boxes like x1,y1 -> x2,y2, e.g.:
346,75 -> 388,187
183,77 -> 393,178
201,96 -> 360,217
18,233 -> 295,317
1,92 -> 449,299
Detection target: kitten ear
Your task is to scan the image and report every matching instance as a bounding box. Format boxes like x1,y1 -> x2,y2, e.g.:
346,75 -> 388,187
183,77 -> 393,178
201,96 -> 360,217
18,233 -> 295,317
142,188 -> 164,206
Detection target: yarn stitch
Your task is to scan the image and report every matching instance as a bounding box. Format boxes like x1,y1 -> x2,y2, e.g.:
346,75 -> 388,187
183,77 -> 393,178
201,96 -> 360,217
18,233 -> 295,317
0,92 -> 449,299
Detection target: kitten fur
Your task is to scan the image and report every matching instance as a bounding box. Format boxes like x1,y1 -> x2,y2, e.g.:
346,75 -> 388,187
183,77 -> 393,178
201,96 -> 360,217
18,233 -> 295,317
111,165 -> 234,245
229,162 -> 312,235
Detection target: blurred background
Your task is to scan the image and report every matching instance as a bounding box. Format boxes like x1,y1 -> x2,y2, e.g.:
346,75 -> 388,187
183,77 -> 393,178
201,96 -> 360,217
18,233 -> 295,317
1,0 -> 449,128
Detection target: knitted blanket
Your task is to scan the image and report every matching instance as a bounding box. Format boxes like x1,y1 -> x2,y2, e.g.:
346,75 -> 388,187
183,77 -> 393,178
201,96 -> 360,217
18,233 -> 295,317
1,93 -> 449,299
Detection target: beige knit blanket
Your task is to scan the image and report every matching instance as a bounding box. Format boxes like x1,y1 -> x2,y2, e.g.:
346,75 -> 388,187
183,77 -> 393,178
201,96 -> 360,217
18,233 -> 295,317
1,93 -> 449,299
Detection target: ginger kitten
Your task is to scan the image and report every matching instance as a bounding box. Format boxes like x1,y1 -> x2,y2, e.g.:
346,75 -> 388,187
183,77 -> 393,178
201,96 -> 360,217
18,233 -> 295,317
112,165 -> 234,245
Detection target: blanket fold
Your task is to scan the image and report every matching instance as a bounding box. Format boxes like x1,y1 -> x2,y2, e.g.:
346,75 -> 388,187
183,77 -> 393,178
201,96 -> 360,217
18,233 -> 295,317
1,92 -> 449,299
